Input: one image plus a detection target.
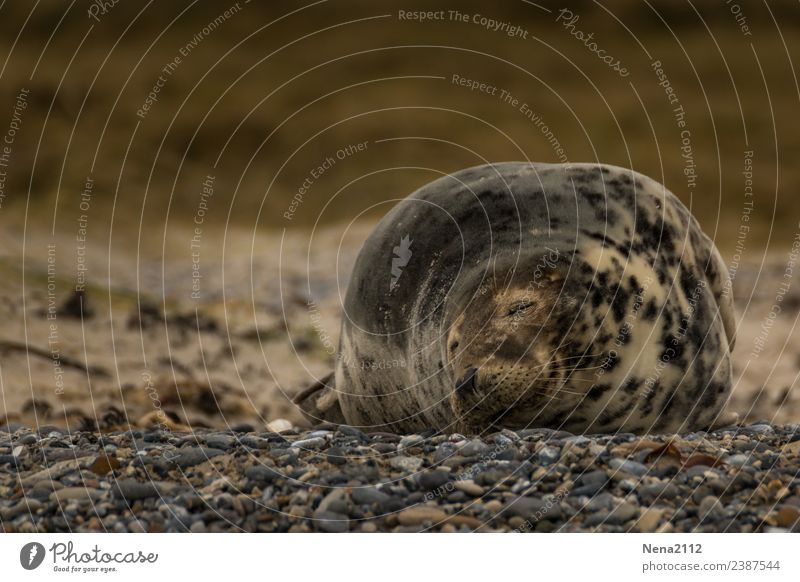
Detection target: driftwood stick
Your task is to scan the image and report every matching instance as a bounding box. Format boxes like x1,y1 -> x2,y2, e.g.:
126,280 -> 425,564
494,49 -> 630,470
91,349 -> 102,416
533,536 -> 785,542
0,340 -> 110,377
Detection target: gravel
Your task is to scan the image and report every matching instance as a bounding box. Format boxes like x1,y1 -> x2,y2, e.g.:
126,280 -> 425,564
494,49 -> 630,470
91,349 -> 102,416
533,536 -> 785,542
1,422 -> 799,532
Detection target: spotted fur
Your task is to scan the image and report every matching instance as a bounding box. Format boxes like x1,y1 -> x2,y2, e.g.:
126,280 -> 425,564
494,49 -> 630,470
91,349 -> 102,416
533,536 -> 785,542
301,162 -> 735,434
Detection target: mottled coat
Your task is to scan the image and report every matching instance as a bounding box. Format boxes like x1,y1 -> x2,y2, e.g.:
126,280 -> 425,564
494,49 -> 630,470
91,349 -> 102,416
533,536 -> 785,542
298,162 -> 735,434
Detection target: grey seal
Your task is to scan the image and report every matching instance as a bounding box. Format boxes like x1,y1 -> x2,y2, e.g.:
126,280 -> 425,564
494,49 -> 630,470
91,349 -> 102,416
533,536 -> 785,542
295,162 -> 735,434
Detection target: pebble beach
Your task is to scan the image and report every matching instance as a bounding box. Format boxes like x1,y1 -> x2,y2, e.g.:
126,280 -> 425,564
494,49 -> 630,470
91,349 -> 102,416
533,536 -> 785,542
2,421 -> 799,533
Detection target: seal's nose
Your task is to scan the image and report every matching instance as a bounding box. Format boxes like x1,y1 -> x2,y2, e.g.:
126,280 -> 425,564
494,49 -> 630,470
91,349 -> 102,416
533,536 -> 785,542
455,367 -> 479,396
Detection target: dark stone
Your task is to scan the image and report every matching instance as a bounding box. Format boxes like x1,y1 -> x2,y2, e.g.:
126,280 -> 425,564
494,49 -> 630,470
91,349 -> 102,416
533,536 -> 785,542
605,502 -> 638,526
638,481 -> 679,504
494,448 -> 517,462
112,479 -> 161,501
231,423 -> 255,433
0,423 -> 28,434
504,496 -> 563,521
260,432 -> 290,444
406,492 -> 425,504
351,487 -> 391,507
174,447 -> 224,468
0,455 -> 18,466
205,435 -> 236,450
446,491 -> 468,503
433,443 -> 458,463
337,425 -> 369,441
418,470 -> 451,491
609,458 -> 648,477
245,465 -> 283,485
475,469 -> 505,486
37,425 -> 65,436
326,446 -> 347,465
144,431 -> 172,443
587,492 -> 616,511
577,470 -> 609,486
570,469 -> 609,497
460,440 -> 490,457
239,436 -> 270,449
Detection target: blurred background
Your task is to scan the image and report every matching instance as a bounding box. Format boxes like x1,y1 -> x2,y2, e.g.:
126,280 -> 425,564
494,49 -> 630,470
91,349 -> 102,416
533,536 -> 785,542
0,0 -> 797,238
0,0 -> 798,431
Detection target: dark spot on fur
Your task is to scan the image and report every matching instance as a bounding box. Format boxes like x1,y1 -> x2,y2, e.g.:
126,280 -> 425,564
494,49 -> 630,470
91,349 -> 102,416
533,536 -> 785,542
640,381 -> 660,415
587,383 -> 611,400
610,284 -> 629,322
623,377 -> 639,393
643,298 -> 658,320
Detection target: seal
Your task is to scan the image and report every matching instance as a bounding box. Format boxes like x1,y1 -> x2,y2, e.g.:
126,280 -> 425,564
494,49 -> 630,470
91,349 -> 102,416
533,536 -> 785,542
295,162 -> 736,434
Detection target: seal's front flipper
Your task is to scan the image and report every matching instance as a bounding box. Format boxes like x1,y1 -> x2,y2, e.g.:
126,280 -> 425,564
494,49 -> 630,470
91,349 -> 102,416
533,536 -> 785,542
293,372 -> 346,425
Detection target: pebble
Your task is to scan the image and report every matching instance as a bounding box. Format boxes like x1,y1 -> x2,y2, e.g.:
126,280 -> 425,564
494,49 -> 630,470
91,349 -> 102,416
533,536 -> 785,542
727,454 -> 752,467
112,480 -> 162,501
245,465 -> 282,484
460,439 -> 491,457
317,489 -> 349,514
606,502 -> 638,526
453,480 -> 485,497
563,435 -> 590,446
204,435 -> 236,450
399,435 -> 425,449
326,446 -> 347,465
266,419 -> 293,433
434,443 -> 458,463
351,487 -> 391,507
773,506 -> 800,528
570,470 -> 609,497
587,492 -> 616,511
231,423 -> 255,433
174,447 -> 224,468
538,446 -> 560,466
290,437 -> 327,450
19,433 -> 39,445
50,488 -> 104,503
505,496 -> 562,521
698,496 -> 723,522
396,507 -> 447,526
337,425 -> 369,441
418,470 -> 450,491
638,481 -> 679,503
313,510 -> 350,533
239,436 -> 270,449
637,508 -> 664,532
0,422 -> 27,433
609,458 -> 648,477
390,456 -> 423,472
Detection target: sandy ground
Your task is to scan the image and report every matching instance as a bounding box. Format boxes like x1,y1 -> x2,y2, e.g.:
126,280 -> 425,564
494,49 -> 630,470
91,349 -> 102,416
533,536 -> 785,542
0,222 -> 798,433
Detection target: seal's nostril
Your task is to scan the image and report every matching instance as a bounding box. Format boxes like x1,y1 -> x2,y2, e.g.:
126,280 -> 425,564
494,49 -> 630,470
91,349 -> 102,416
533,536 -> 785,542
455,367 -> 479,396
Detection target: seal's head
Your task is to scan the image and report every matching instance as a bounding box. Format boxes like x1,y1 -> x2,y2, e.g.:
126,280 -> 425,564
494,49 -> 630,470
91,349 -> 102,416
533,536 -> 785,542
446,255 -> 596,433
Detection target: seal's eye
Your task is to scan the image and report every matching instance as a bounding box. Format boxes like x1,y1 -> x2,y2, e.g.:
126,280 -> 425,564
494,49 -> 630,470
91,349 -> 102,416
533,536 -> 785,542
506,301 -> 534,317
